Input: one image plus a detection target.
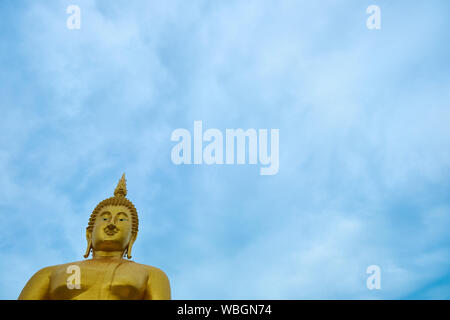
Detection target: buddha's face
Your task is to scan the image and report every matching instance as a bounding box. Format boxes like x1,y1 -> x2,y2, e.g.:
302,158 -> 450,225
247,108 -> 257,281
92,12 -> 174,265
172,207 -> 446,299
91,205 -> 133,252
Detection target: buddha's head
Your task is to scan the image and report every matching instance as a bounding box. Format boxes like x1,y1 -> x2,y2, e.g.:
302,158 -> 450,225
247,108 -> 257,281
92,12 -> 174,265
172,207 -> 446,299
84,174 -> 139,259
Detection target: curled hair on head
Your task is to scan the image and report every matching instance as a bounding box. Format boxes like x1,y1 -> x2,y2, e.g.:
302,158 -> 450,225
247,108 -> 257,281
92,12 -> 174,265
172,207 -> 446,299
84,174 -> 139,259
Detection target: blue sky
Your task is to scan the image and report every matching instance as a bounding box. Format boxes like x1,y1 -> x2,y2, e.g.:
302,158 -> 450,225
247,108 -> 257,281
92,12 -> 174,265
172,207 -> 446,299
0,0 -> 449,299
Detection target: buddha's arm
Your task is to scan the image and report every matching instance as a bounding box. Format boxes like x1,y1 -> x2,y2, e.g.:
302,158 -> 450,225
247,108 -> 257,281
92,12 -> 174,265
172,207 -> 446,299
144,267 -> 171,300
18,267 -> 53,300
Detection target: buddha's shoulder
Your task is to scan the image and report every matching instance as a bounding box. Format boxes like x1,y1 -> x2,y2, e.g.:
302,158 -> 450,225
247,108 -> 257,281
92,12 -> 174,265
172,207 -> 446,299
32,260 -> 168,279
29,261 -> 83,278
128,261 -> 169,279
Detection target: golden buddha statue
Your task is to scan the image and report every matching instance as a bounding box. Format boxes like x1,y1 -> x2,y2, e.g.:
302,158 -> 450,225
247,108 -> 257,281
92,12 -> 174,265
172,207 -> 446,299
19,174 -> 171,300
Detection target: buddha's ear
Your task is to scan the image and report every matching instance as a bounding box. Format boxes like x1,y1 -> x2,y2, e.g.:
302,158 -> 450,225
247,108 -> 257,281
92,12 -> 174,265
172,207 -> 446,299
126,233 -> 137,259
84,230 -> 92,258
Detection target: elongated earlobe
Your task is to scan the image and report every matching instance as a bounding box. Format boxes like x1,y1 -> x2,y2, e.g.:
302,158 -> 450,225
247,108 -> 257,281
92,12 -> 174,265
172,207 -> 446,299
84,231 -> 92,258
126,234 -> 137,259
84,239 -> 92,258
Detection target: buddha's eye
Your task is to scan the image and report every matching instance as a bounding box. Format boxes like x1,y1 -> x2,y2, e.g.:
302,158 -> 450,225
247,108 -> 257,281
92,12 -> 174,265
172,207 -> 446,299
120,219 -> 125,221
103,218 -> 108,221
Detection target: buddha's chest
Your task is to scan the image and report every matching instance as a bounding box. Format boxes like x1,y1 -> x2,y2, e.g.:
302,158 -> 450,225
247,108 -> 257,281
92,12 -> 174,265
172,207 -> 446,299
49,262 -> 148,300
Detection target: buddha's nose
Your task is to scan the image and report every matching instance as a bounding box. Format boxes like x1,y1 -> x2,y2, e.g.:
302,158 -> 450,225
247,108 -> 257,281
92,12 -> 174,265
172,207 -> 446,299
106,224 -> 116,230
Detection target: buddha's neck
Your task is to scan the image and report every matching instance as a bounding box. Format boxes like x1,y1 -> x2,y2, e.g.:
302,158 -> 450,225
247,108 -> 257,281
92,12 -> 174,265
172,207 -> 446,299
92,250 -> 125,260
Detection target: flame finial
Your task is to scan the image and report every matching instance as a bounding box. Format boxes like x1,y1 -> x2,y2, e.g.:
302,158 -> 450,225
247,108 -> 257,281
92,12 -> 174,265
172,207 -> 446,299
114,173 -> 127,198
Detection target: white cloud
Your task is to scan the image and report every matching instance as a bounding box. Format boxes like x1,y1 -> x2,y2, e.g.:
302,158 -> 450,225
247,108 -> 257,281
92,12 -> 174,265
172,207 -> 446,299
1,0 -> 449,299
